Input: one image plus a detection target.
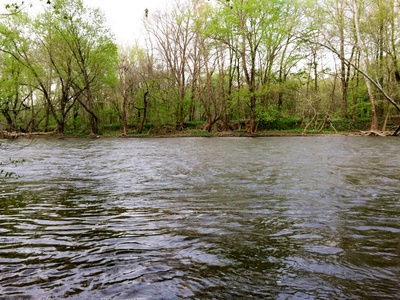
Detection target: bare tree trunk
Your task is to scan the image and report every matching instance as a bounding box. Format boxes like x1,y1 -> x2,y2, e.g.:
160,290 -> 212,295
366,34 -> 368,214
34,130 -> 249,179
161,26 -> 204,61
189,78 -> 197,122
303,108 -> 318,134
352,50 -> 361,120
87,87 -> 98,135
121,58 -> 128,136
238,6 -> 256,133
313,51 -> 318,93
77,95 -> 98,135
382,103 -> 390,132
137,91 -> 149,134
337,0 -> 349,118
236,60 -> 241,129
177,83 -> 185,130
353,0 -> 379,131
30,91 -> 35,133
44,103 -> 50,132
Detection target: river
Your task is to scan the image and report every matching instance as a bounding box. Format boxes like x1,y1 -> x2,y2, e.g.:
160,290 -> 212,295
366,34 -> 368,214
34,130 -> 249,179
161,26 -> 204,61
0,137 -> 399,299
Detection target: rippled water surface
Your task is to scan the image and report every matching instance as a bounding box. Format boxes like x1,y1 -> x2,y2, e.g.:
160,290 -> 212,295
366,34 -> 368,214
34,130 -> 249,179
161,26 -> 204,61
0,137 -> 399,299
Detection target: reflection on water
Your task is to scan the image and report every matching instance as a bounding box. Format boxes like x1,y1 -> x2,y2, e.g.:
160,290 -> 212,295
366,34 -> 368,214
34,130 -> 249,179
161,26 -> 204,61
0,137 -> 399,299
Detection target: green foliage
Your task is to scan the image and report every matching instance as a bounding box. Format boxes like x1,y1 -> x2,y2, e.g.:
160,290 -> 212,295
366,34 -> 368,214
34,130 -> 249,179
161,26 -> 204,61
184,121 -> 205,129
351,99 -> 372,118
255,104 -> 280,123
1,0 -> 399,135
259,117 -> 302,130
189,129 -> 216,137
103,107 -> 120,123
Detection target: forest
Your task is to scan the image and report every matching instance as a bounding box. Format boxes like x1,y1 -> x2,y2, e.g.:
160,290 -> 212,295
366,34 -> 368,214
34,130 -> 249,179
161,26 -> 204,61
1,0 -> 400,136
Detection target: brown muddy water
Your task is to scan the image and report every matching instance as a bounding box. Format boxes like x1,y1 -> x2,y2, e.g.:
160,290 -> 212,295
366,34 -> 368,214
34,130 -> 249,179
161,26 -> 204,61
0,137 -> 399,299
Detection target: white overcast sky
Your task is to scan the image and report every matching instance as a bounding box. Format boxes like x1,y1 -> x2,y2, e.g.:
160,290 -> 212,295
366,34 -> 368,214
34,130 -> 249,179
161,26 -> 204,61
1,0 -> 168,44
84,0 -> 167,44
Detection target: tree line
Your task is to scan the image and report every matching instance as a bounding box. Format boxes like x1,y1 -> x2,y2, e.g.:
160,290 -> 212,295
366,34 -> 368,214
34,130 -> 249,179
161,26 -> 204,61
1,0 -> 400,136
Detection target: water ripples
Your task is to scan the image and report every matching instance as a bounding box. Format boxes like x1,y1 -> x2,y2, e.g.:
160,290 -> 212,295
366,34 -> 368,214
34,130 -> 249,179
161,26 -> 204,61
0,137 -> 399,299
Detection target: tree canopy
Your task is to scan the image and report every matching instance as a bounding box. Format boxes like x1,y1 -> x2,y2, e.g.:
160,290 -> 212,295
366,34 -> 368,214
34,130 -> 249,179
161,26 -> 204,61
1,0 -> 400,136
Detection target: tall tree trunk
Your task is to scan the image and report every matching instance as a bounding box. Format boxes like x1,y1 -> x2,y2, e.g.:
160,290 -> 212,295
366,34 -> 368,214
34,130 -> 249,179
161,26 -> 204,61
313,51 -> 318,93
352,51 -> 361,120
236,59 -> 241,128
77,94 -> 98,135
30,91 -> 35,133
137,91 -> 149,134
44,102 -> 50,132
189,77 -> 197,122
1,111 -> 13,131
84,79 -> 98,135
121,57 -> 128,136
177,82 -> 184,130
353,0 -> 379,131
203,54 -> 215,132
58,98 -> 66,134
338,0 -> 348,118
239,5 -> 256,133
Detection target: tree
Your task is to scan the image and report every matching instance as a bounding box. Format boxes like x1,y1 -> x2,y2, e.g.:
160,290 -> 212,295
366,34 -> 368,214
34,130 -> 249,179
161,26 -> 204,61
145,0 -> 196,129
303,0 -> 400,133
118,44 -> 155,134
191,1 -> 225,131
0,53 -> 33,132
0,9 -> 55,133
50,0 -> 118,135
0,0 -> 117,135
1,0 -> 400,135
212,0 -> 295,133
32,8 -> 82,133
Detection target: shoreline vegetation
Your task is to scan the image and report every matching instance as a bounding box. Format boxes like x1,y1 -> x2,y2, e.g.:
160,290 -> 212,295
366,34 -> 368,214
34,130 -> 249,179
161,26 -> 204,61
0,131 -> 395,139
1,118 -> 398,139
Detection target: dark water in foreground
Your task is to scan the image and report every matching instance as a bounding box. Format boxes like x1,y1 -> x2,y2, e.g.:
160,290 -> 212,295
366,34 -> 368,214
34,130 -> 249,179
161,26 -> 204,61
0,137 -> 399,299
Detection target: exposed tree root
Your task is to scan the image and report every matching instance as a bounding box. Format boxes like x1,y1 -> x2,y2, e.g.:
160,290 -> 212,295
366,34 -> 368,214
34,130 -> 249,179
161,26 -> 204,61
360,130 -> 395,137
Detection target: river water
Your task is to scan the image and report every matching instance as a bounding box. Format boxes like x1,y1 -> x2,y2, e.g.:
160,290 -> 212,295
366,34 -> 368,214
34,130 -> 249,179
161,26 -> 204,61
0,137 -> 399,299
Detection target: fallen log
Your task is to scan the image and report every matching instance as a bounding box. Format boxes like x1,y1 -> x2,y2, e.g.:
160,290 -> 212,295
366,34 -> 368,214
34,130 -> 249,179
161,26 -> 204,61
360,130 -> 394,137
1,130 -> 58,138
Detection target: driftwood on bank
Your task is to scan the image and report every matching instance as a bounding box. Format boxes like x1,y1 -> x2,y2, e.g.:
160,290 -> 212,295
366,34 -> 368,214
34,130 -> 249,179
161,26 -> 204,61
0,130 -> 58,138
360,130 -> 395,137
0,128 -> 398,138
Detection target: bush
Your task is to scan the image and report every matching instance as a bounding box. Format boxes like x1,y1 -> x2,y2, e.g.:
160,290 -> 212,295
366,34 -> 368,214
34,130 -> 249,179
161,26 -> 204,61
259,117 -> 301,130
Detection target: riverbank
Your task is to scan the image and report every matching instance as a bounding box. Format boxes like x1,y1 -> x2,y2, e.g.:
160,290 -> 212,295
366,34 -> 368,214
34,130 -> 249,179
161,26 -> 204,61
129,130 -> 364,138
2,117 -> 398,138
1,129 -> 385,139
